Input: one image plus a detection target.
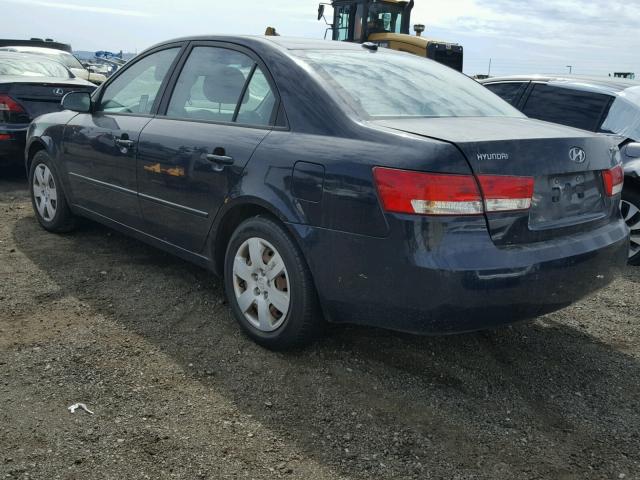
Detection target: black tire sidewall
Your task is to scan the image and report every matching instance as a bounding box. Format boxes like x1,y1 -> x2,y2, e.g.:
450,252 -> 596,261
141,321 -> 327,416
622,185 -> 640,265
223,216 -> 317,348
28,151 -> 71,231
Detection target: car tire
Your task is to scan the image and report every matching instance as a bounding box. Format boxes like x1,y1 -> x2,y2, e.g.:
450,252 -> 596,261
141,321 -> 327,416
28,150 -> 76,233
621,186 -> 640,265
223,215 -> 322,349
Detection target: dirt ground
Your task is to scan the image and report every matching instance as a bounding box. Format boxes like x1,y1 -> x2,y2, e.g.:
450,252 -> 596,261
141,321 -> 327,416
0,166 -> 639,480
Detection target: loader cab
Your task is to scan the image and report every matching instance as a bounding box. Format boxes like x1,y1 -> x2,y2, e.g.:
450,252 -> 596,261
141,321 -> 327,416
329,0 -> 412,42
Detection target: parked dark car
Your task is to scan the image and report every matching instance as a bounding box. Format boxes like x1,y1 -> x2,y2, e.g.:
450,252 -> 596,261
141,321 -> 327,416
0,51 -> 95,167
480,75 -> 640,263
25,37 -> 628,348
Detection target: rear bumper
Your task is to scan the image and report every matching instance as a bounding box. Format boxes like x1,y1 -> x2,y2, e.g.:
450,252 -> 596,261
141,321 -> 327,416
291,215 -> 629,334
0,125 -> 27,166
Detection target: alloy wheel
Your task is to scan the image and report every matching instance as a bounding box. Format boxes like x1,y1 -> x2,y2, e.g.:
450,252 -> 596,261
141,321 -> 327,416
621,199 -> 640,259
232,237 -> 291,332
32,164 -> 57,222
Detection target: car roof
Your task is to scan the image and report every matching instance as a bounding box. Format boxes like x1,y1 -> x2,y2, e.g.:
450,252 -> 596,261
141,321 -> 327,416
481,74 -> 640,96
146,35 -> 373,53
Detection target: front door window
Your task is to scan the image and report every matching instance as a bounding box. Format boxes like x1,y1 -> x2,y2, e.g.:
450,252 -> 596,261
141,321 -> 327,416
98,48 -> 179,114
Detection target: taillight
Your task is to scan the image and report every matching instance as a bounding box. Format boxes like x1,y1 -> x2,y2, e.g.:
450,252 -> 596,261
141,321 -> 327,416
602,165 -> 623,196
0,95 -> 24,113
373,167 -> 534,216
477,175 -> 534,212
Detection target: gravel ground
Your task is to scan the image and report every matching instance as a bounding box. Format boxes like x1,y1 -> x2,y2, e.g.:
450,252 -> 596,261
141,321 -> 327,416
1,168 -> 639,480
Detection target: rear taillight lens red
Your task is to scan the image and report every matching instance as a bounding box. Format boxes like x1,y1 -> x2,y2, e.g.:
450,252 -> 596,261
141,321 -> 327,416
0,134 -> 11,141
373,167 -> 534,216
602,165 -> 624,196
477,175 -> 534,212
0,95 -> 24,113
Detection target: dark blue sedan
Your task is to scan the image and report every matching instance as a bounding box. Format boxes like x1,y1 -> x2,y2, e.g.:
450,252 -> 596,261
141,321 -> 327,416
25,36 -> 628,349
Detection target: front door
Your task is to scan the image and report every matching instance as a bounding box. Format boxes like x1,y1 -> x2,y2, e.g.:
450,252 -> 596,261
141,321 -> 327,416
136,44 -> 280,253
61,46 -> 182,228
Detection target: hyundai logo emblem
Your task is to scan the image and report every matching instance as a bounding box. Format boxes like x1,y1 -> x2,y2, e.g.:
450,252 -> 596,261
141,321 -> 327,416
569,147 -> 586,164
53,88 -> 65,96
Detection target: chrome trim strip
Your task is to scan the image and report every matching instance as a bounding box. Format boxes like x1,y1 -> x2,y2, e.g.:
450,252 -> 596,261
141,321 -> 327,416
138,192 -> 208,218
68,171 -> 208,218
69,172 -> 137,196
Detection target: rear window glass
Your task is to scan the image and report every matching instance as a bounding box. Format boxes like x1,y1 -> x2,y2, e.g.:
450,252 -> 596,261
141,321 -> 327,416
297,50 -> 523,119
485,82 -> 528,106
522,84 -> 612,131
0,54 -> 71,78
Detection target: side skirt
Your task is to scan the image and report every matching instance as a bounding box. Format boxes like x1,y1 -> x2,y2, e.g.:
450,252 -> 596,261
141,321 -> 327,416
71,203 -> 216,272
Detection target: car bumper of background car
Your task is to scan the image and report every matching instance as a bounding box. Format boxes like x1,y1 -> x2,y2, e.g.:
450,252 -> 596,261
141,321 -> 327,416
0,125 -> 27,166
290,215 -> 629,334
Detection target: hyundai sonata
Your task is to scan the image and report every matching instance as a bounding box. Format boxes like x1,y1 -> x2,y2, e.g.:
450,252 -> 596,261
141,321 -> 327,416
25,36 -> 628,349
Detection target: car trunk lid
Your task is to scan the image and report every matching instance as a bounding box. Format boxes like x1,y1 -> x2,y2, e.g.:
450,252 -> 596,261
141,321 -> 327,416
372,116 -> 620,244
4,80 -> 94,120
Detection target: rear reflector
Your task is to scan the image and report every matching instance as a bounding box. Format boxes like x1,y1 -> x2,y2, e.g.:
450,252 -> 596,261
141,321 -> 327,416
602,165 -> 624,196
0,134 -> 11,141
373,167 -> 534,216
0,95 -> 24,113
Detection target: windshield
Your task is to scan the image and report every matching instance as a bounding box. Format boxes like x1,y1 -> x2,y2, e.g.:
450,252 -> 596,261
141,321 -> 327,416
368,2 -> 404,34
0,54 -> 72,78
298,50 -> 524,119
601,86 -> 640,142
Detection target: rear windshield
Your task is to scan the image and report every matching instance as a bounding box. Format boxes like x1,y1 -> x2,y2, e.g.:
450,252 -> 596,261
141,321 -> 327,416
297,50 -> 524,119
0,55 -> 71,78
0,47 -> 84,70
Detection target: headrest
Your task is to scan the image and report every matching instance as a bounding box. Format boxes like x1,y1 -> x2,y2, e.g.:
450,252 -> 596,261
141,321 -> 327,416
203,66 -> 247,104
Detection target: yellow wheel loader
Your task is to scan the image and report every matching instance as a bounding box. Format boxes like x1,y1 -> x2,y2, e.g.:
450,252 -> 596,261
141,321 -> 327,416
317,0 -> 463,71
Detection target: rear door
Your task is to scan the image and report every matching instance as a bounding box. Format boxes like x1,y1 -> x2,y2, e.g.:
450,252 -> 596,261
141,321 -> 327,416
136,42 -> 280,253
60,45 -> 183,228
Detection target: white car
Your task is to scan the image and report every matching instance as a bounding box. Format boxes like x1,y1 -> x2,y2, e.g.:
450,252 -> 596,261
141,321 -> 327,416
0,46 -> 107,85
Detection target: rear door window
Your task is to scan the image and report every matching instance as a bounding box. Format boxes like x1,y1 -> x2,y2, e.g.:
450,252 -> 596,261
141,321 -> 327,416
236,68 -> 277,126
522,84 -> 612,131
166,46 -> 277,126
485,82 -> 528,106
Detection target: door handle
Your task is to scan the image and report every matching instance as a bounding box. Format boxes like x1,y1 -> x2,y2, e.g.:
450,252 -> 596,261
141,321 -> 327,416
115,138 -> 135,148
206,154 -> 234,166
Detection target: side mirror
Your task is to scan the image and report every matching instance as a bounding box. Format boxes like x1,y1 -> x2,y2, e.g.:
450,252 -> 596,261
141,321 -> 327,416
317,4 -> 325,21
61,91 -> 91,113
624,142 -> 640,159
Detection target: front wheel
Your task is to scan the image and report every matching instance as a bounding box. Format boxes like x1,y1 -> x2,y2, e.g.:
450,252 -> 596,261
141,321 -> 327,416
223,216 -> 322,349
28,150 -> 76,233
621,186 -> 640,265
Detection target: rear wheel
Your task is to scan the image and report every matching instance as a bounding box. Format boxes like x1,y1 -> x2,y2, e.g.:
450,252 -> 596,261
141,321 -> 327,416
223,216 -> 322,349
621,186 -> 640,265
28,150 -> 76,232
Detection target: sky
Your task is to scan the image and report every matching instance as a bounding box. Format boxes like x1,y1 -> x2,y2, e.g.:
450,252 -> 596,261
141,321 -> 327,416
2,0 -> 639,77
